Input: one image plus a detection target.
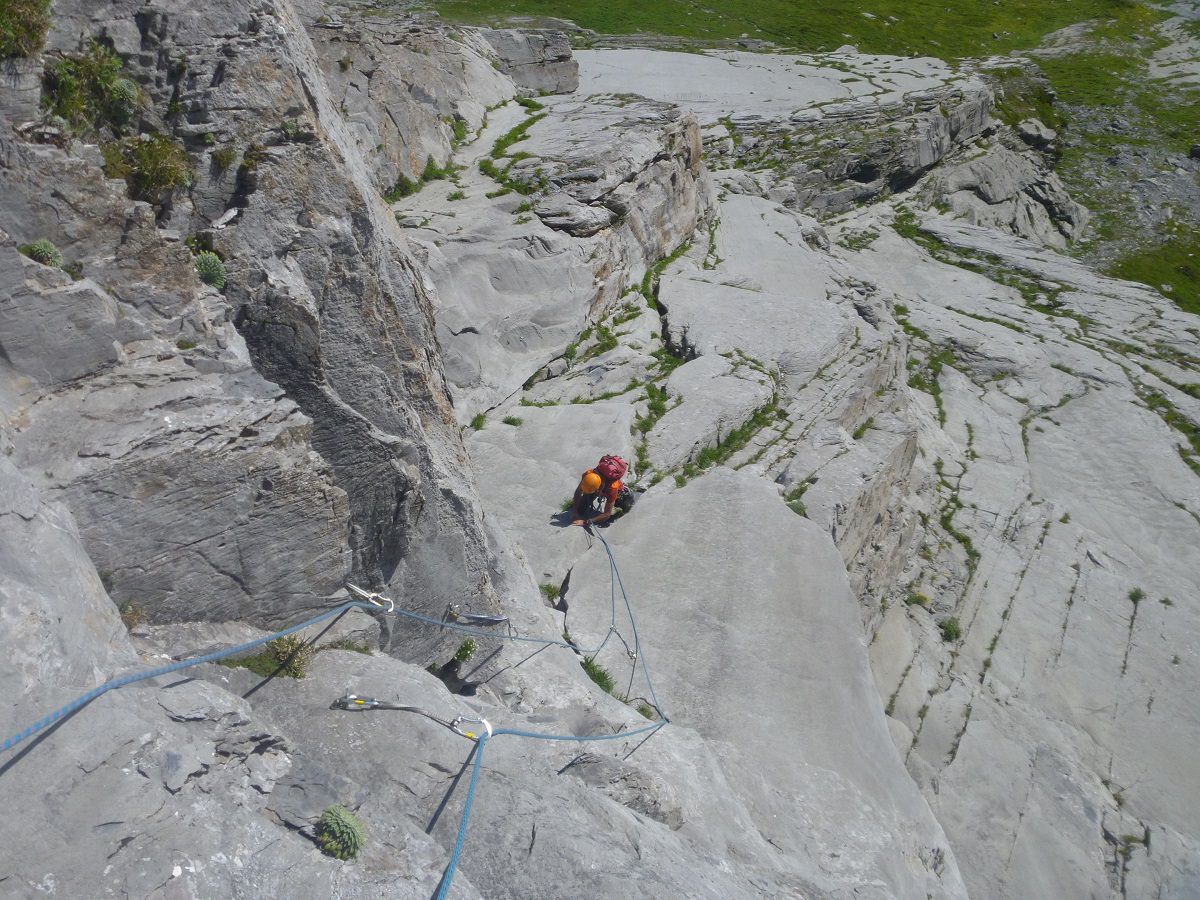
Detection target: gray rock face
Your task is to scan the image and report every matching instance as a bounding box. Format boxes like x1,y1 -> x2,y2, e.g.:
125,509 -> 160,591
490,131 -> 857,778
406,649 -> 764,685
922,140 -> 1088,248
533,190 -> 617,235
468,401 -> 639,583
0,458 -> 135,704
37,0 -> 506,638
0,124 -> 352,627
6,10 -> 1200,900
402,92 -> 711,417
660,193 -> 857,390
647,354 -> 775,470
301,13 -> 515,194
480,28 -> 579,94
0,57 -> 42,123
566,469 -> 965,898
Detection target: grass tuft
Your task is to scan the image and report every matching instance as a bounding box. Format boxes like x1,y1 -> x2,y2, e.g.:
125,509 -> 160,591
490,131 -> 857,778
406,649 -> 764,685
581,656 -> 615,694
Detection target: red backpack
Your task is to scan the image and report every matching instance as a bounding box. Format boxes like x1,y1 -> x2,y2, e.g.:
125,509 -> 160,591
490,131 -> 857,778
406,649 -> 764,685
595,454 -> 627,483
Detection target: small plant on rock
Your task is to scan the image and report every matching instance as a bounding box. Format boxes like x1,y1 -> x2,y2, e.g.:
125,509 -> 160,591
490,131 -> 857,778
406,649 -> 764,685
581,656 -> 615,694
211,146 -> 237,172
939,617 -> 962,643
469,413 -> 486,430
19,238 -> 63,268
1128,587 -> 1146,604
316,805 -> 364,860
454,639 -> 476,663
104,132 -> 193,202
539,583 -> 560,602
43,41 -> 140,134
194,251 -> 226,289
219,634 -> 314,679
501,415 -> 522,426
118,602 -> 141,631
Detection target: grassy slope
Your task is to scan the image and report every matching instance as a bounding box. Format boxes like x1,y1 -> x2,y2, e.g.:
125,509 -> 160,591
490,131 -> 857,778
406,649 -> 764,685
431,0 -> 1140,58
1029,6 -> 1200,313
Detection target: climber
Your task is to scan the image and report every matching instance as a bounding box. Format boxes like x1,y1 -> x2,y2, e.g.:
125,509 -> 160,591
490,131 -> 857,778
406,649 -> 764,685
570,454 -> 636,526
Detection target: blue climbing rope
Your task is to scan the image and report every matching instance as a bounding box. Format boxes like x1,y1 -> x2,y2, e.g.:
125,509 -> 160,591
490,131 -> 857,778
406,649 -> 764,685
3,535 -> 667,900
429,534 -> 669,896
434,732 -> 490,900
0,600 -> 386,755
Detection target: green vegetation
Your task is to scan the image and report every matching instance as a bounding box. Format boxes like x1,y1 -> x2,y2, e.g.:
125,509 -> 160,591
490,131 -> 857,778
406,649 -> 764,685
194,251 -> 226,289
103,133 -> 194,202
1140,388 -> 1200,476
19,238 -> 63,268
118,602 -> 141,631
783,480 -> 809,516
838,228 -> 880,252
175,338 -> 198,350
422,155 -> 454,182
316,805 -> 365,860
905,592 -> 930,607
429,0 -> 1141,59
640,239 -> 692,304
469,413 -> 486,430
634,383 -> 670,434
852,417 -> 874,441
211,146 -> 237,171
1128,587 -> 1146,604
43,42 -> 140,135
1108,234 -> 1200,316
447,189 -> 466,201
995,6 -> 1200,313
539,582 -> 560,601
0,0 -> 50,58
637,702 -> 656,720
454,638 -> 476,662
384,155 -> 457,202
219,635 -> 314,679
940,617 -> 962,642
581,656 -> 615,694
989,67 -> 1064,131
491,112 -> 545,158
477,107 -> 548,196
676,396 -> 780,485
239,143 -> 267,172
501,415 -> 523,426
515,96 -> 545,111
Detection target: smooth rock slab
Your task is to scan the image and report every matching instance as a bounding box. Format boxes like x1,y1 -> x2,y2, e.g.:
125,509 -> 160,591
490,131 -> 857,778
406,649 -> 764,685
647,354 -> 774,470
468,401 -> 638,582
565,468 -> 966,898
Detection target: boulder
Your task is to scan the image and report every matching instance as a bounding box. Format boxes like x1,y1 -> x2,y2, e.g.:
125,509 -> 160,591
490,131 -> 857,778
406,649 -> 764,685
480,29 -> 579,94
534,191 -> 617,236
1017,117 -> 1057,148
